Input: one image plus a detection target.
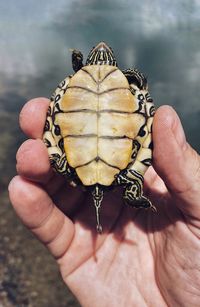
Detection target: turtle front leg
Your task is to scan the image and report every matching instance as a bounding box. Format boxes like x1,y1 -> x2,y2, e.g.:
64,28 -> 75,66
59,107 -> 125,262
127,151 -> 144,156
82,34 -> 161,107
71,49 -> 83,72
122,68 -> 148,91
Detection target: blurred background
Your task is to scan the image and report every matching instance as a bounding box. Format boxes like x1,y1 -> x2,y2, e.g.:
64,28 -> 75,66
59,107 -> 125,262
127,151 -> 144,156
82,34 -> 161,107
0,0 -> 200,306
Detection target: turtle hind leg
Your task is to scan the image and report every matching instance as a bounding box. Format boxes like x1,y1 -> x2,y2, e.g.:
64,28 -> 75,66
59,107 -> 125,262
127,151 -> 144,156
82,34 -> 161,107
91,185 -> 104,233
123,177 -> 156,212
117,169 -> 156,212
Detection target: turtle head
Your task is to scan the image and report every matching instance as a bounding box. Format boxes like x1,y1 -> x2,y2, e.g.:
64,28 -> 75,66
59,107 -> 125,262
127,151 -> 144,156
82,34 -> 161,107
86,42 -> 117,66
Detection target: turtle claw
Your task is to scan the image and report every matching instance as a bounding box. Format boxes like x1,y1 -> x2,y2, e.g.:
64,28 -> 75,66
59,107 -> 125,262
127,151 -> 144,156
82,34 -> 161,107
125,195 -> 157,212
150,203 -> 157,212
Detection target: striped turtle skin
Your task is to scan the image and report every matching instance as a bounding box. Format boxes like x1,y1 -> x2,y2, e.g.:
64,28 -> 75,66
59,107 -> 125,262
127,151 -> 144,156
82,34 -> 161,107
43,42 -> 156,232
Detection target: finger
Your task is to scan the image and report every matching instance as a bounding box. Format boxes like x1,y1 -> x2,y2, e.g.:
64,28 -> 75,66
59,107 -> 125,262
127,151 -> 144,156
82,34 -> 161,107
16,137 -> 85,211
19,97 -> 49,138
143,167 -> 169,209
8,176 -> 74,259
153,105 -> 200,219
16,138 -> 53,183
144,166 -> 168,195
16,138 -> 65,195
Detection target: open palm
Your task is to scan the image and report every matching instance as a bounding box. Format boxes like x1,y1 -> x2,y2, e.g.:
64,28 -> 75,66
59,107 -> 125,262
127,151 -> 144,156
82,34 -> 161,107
9,98 -> 200,306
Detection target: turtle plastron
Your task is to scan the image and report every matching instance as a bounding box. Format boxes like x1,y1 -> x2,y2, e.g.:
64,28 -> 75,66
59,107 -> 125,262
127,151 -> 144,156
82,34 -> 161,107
43,42 -> 156,232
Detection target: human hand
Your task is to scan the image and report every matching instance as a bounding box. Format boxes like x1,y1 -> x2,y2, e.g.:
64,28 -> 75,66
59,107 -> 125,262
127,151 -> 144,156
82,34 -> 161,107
9,98 -> 200,307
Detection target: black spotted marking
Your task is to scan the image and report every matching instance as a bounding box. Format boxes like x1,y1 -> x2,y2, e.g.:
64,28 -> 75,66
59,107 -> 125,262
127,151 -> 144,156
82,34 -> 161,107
138,124 -> 147,137
137,94 -> 145,113
47,106 -> 51,116
131,140 -> 141,159
44,138 -> 51,148
145,92 -> 153,103
55,94 -> 61,103
51,110 -> 55,124
44,119 -> 50,132
54,102 -> 63,115
50,92 -> 56,102
141,158 -> 152,166
59,80 -> 66,88
132,140 -> 141,151
138,93 -> 144,101
54,124 -> 61,136
149,141 -> 153,150
150,123 -> 153,133
58,138 -> 64,150
149,105 -> 156,117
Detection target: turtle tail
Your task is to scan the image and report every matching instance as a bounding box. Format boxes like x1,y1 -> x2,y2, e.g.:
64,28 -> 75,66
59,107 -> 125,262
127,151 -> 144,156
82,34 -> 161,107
91,184 -> 104,234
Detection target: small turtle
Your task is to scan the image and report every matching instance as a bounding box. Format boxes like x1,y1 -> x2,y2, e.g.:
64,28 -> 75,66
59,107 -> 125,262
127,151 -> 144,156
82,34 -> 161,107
43,42 -> 156,233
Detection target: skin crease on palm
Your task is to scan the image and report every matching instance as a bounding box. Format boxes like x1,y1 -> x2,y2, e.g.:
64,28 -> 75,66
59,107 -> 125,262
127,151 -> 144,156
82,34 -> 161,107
8,97 -> 200,307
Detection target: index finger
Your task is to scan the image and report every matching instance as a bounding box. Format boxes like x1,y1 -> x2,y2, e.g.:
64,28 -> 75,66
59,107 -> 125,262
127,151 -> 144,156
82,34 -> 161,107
19,97 -> 50,138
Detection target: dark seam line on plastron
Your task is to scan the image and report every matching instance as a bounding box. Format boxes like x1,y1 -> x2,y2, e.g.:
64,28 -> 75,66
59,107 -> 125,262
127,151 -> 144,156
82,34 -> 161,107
59,109 -> 136,115
81,68 -> 98,84
63,134 -> 134,140
75,157 -> 121,171
100,68 -> 118,83
67,86 -> 129,95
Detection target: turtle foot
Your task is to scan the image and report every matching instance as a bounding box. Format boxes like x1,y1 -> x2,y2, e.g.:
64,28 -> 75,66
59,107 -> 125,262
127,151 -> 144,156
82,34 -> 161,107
124,195 -> 157,212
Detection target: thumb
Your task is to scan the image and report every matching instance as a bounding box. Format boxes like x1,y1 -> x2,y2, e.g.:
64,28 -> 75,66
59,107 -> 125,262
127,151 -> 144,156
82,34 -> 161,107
153,105 -> 200,219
